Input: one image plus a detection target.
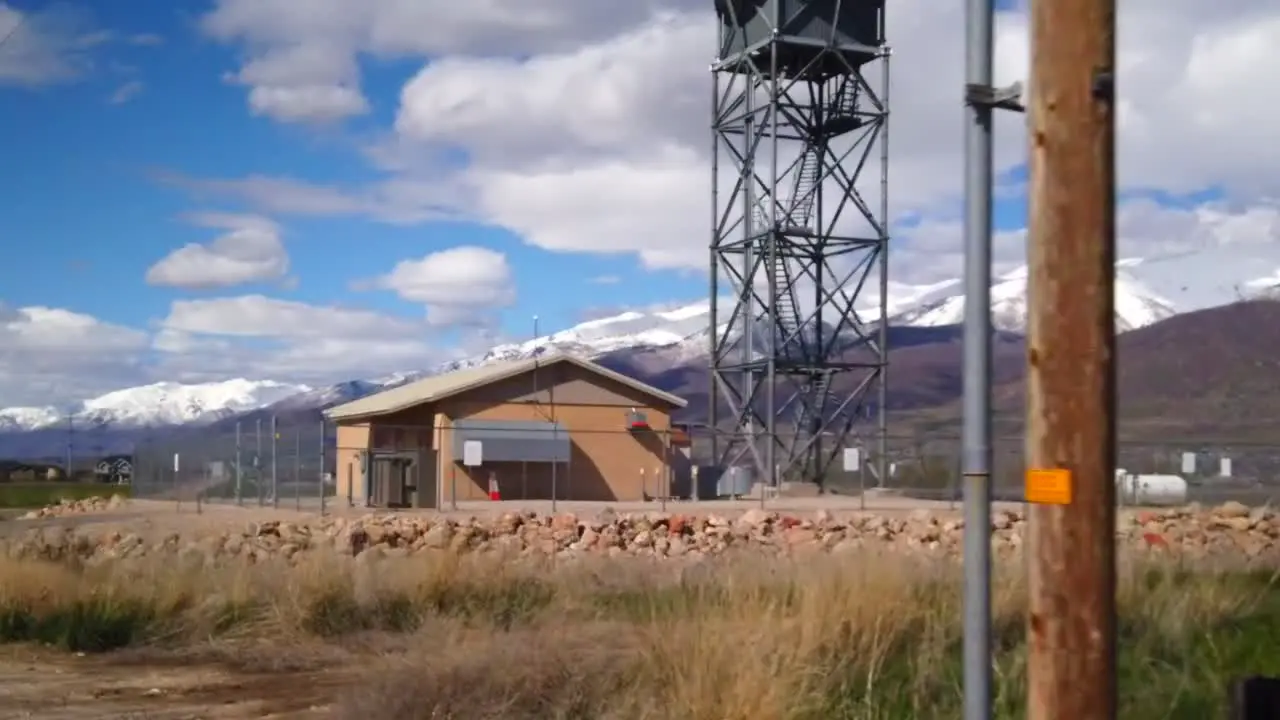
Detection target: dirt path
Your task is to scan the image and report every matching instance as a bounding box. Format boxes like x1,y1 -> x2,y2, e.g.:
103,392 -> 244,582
0,646 -> 351,719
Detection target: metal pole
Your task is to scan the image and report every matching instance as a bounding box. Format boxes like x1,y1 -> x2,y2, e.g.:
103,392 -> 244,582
234,421 -> 242,505
961,0 -> 995,713
741,64 -> 756,497
270,416 -> 279,509
551,426 -> 558,513
267,412 -> 275,507
319,418 -> 327,516
255,417 -> 262,506
761,31 -> 777,511
705,67 -> 719,505
1025,0 -> 1118,714
65,413 -> 73,479
877,45 -> 892,493
173,452 -> 180,512
294,426 -> 301,511
859,459 -> 866,511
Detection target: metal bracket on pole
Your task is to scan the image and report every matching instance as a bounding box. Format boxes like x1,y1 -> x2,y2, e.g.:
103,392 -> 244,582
965,81 -> 1027,113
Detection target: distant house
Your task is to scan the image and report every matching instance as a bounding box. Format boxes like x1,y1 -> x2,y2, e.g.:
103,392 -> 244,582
0,461 -> 64,482
94,456 -> 133,484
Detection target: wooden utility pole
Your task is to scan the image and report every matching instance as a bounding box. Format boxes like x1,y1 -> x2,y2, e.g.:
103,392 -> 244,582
1024,0 -> 1117,716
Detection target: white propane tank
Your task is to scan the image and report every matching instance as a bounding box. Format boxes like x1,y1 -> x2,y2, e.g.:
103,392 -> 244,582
1115,471 -> 1188,506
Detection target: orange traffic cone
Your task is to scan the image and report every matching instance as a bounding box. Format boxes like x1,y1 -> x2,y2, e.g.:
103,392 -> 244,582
488,475 -> 501,501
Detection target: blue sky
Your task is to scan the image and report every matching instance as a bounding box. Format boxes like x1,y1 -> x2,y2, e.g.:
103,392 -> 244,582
0,1 -> 685,342
0,0 -> 1274,408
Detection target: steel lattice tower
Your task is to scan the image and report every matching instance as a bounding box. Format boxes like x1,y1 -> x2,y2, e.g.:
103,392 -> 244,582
709,0 -> 890,490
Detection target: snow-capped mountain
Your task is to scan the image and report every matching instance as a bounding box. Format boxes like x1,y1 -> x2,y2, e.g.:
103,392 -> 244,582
470,303 -> 714,365
890,261 -> 1179,333
1,251 -> 1273,435
2,379 -> 311,432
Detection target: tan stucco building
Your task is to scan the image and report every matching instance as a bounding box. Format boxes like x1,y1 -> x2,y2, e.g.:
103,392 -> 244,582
325,354 -> 688,507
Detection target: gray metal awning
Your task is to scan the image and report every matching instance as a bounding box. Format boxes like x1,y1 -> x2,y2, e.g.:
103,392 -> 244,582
452,419 -> 570,463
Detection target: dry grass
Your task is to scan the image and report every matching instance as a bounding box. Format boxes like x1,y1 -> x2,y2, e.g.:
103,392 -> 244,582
0,548 -> 1277,719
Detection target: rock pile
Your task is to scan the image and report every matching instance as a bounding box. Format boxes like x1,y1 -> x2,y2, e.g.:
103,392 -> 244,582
3,502 -> 1278,567
18,494 -> 127,520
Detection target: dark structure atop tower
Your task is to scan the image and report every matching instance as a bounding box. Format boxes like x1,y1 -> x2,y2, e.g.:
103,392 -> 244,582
709,0 -> 890,488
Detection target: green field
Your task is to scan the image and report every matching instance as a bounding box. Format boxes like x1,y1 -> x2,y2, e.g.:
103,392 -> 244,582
0,483 -> 131,509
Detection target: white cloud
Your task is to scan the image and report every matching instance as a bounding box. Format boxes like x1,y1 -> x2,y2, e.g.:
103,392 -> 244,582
199,0 -> 700,123
159,172 -> 465,225
146,213 -> 290,289
0,305 -> 149,406
108,79 -> 143,105
163,294 -> 412,339
227,41 -> 369,122
364,246 -> 515,326
1115,1 -> 1280,196
0,3 -> 100,86
190,0 -> 1280,280
152,295 -> 457,384
884,199 -> 1280,293
393,13 -> 707,168
470,145 -> 707,270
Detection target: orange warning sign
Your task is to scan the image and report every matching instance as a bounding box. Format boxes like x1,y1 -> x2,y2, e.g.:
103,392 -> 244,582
1025,468 -> 1072,505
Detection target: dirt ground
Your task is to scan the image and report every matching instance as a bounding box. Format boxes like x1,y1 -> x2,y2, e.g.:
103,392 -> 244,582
0,644 -> 350,719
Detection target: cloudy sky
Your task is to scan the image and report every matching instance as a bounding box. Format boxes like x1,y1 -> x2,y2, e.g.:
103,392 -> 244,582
0,0 -> 1277,407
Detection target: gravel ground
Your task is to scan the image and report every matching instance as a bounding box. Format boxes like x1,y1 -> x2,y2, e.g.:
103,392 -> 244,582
4,483 -> 1274,542
0,491 -> 1026,541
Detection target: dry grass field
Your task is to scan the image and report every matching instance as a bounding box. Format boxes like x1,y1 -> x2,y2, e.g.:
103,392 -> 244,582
0,500 -> 1278,719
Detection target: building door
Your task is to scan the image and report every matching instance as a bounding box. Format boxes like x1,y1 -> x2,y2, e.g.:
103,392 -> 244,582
371,454 -> 415,508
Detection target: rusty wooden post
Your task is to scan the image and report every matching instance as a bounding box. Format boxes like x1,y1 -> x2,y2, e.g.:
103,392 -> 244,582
1025,0 -> 1118,716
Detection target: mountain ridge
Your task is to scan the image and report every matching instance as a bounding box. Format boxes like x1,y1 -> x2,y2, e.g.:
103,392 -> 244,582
1,253 -> 1273,457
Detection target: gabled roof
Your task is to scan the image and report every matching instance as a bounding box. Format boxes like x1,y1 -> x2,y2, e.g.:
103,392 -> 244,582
324,353 -> 687,422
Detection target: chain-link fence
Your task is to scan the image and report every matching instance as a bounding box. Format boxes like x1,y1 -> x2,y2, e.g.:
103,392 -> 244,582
131,417 -> 334,512
684,428 -> 1280,507
12,418 -> 1280,513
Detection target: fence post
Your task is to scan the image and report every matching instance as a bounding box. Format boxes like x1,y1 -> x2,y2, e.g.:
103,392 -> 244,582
319,418 -> 327,517
550,425 -> 559,514
234,421 -> 242,506
293,426 -> 301,511
859,455 -> 867,511
270,415 -> 279,509
172,451 -> 180,512
255,418 -> 263,506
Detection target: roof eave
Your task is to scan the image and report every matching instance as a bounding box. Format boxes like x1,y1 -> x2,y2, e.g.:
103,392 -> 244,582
325,354 -> 687,421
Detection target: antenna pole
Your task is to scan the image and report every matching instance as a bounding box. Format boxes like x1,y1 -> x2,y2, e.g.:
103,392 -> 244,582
1025,0 -> 1118,715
